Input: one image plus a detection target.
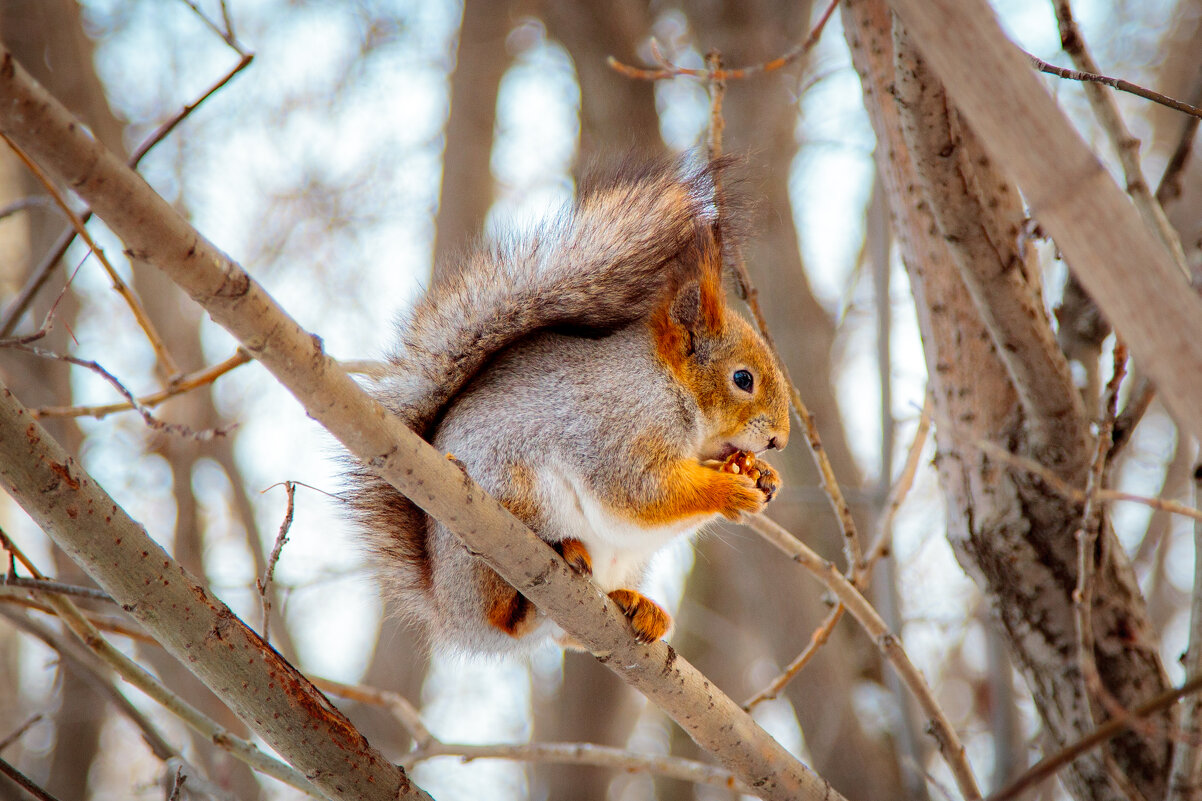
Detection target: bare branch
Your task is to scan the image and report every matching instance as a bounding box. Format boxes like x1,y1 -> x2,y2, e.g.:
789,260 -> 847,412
1,133 -> 182,378
257,481 -> 295,643
402,740 -> 748,793
1167,461 -> 1202,801
606,0 -> 839,82
0,757 -> 63,801
1047,0 -> 1190,273
0,714 -> 43,754
748,514 -> 983,801
32,349 -> 252,419
0,49 -> 254,339
1073,344 -> 1127,735
1028,53 -> 1202,121
3,342 -> 232,440
744,397 -> 932,709
989,672 -> 1202,801
893,27 -> 1090,479
883,0 -> 1202,447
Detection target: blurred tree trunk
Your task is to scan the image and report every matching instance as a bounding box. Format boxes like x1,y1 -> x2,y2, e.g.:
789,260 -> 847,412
0,2 -> 120,796
431,0 -> 511,274
540,0 -> 662,155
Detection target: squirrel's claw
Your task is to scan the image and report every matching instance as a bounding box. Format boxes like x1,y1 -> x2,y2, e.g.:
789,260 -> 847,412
608,589 -> 671,644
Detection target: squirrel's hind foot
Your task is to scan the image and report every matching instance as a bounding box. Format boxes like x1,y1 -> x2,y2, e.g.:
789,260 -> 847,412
554,538 -> 593,576
608,589 -> 671,644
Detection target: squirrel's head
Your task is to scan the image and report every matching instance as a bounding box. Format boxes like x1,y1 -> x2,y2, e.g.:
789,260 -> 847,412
650,225 -> 790,461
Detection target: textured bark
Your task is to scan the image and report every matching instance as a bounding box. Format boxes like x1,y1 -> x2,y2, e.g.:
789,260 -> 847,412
844,2 -> 1171,798
892,30 -> 1089,480
883,0 -> 1202,446
0,42 -> 845,801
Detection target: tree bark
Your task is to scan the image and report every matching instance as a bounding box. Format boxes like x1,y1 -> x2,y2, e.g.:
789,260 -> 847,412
844,1 -> 1172,797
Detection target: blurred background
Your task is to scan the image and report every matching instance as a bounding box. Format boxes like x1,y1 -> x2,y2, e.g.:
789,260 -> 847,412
0,0 -> 1198,799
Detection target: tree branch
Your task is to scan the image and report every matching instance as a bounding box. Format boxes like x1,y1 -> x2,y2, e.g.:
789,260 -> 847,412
882,0 -> 1202,447
892,27 -> 1090,480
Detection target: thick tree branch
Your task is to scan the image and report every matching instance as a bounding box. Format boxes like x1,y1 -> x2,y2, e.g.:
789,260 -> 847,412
892,28 -> 1090,481
843,2 -> 1172,798
0,45 -> 840,801
882,0 -> 1202,447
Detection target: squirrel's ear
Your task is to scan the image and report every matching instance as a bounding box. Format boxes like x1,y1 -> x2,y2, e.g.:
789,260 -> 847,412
669,281 -> 702,330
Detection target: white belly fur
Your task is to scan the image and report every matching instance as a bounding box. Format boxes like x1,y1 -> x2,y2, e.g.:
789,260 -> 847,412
539,463 -> 704,592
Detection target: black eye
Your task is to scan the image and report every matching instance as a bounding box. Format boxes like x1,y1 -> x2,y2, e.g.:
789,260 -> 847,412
733,369 -> 753,392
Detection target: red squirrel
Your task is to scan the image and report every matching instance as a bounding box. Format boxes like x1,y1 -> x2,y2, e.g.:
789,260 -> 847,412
347,158 -> 789,653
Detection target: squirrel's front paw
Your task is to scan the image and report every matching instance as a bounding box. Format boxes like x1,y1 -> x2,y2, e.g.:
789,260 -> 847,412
718,451 -> 781,516
608,589 -> 671,644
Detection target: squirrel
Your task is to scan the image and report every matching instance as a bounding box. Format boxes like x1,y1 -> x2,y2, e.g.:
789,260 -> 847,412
346,157 -> 790,654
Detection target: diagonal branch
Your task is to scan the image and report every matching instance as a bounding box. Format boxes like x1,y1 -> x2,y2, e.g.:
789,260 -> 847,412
882,0 -> 1202,448
892,27 -> 1090,480
0,44 -> 842,801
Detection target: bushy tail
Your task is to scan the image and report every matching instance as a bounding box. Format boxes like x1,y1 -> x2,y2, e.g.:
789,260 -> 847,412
377,156 -> 723,436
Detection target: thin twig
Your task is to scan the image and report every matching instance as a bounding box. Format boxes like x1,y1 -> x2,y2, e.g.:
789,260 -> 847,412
1028,53 -> 1202,121
32,348 -> 252,419
979,442 -> 1202,524
748,514 -> 983,801
607,0 -> 839,82
2,575 -> 117,604
401,740 -> 748,793
311,677 -> 433,748
167,765 -> 186,801
0,588 -> 155,644
1168,458 -> 1202,801
987,672 -> 1202,801
0,714 -> 43,753
0,529 -> 320,795
699,35 -> 863,586
743,397 -> 932,709
0,53 -> 254,339
257,481 -> 295,643
743,603 -> 845,709
1156,59 -> 1202,207
129,53 -> 253,165
0,133 -> 183,378
313,677 -> 742,791
4,342 -> 233,441
0,757 -> 63,801
176,0 -> 247,53
0,196 -> 60,221
863,397 -> 932,571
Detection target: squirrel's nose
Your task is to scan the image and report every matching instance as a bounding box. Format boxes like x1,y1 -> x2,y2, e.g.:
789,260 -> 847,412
768,435 -> 782,450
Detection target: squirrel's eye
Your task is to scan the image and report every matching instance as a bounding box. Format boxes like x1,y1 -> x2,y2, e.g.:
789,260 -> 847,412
733,369 -> 754,392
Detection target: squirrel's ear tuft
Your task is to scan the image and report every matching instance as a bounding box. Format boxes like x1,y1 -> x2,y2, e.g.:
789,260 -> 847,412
670,281 -> 702,330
